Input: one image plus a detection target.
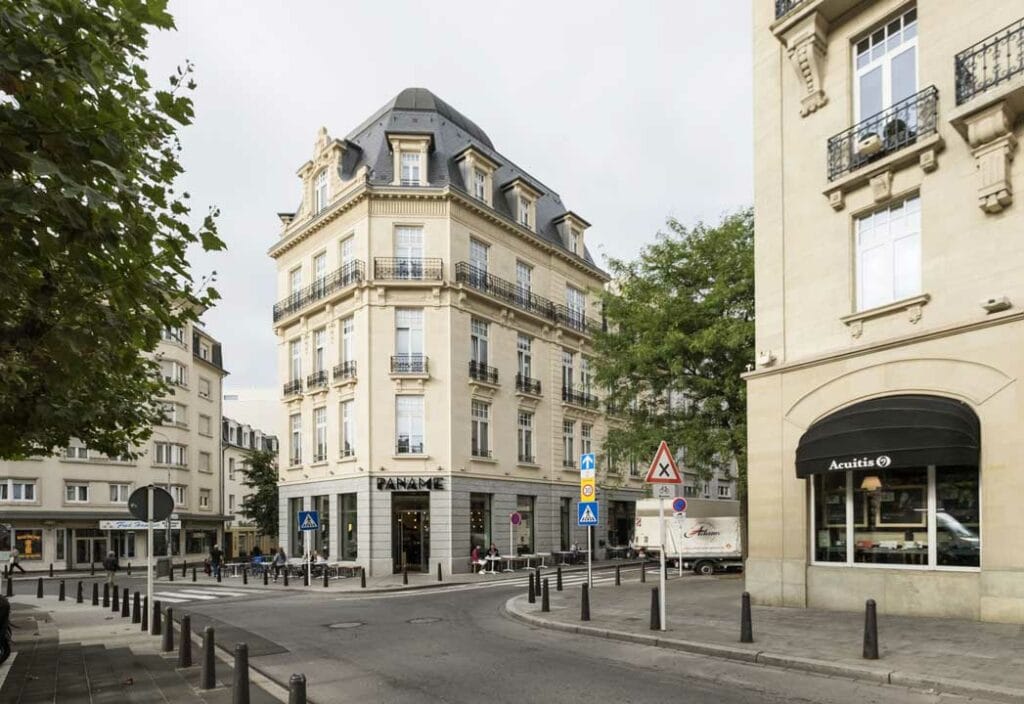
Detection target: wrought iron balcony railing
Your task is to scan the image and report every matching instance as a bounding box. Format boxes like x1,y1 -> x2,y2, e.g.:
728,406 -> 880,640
454,262 -> 558,320
396,437 -> 425,454
289,455 -> 302,467
955,17 -> 1024,105
554,304 -> 603,334
518,454 -> 536,464
471,447 -> 492,459
562,386 -> 601,410
827,86 -> 938,182
306,370 -> 328,390
515,373 -> 541,395
272,260 -> 365,322
283,379 -> 303,397
340,446 -> 355,458
333,361 -> 357,381
468,360 -> 499,384
374,257 -> 443,281
774,0 -> 806,20
391,354 -> 428,374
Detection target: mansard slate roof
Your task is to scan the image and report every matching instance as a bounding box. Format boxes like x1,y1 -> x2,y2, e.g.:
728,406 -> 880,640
341,87 -> 601,272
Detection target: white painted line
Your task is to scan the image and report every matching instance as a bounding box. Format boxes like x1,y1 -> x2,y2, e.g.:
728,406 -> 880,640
163,590 -> 218,600
151,594 -> 190,603
176,589 -> 251,597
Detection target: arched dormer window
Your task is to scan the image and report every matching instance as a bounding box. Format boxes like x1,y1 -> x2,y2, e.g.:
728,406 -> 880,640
314,170 -> 329,214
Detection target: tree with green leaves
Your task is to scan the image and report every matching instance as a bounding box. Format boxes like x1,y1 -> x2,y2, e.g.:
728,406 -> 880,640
239,450 -> 279,542
0,0 -> 222,459
593,209 -> 754,496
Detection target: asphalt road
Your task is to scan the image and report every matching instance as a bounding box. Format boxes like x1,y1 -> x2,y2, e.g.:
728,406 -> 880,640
164,579 -> 986,704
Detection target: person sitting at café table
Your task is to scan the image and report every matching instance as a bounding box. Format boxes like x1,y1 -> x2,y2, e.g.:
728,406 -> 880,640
517,536 -> 530,556
471,545 -> 485,573
486,543 -> 500,558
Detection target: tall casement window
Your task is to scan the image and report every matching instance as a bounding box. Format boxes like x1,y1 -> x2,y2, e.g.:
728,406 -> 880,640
394,226 -> 423,278
340,235 -> 354,266
473,168 -> 487,201
470,318 -> 489,366
518,197 -> 531,228
341,316 -> 355,364
339,493 -> 357,560
580,357 -> 592,395
289,267 -> 302,297
289,339 -> 302,381
855,195 -> 921,310
289,497 -> 303,556
161,360 -> 187,387
565,285 -> 586,328
154,442 -> 187,467
469,237 -> 489,275
314,250 -> 327,283
313,328 -> 326,373
514,495 -> 535,553
340,400 -> 355,457
313,406 -> 327,462
562,420 -> 575,467
470,493 -> 492,555
314,170 -> 328,214
581,423 -> 593,456
561,350 -> 575,393
471,400 -> 490,457
517,410 -> 534,463
289,413 -> 302,466
396,395 -> 424,454
854,7 -> 917,124
515,261 -> 532,301
395,308 -> 424,371
569,229 -> 580,255
400,151 -> 422,185
517,334 -> 532,379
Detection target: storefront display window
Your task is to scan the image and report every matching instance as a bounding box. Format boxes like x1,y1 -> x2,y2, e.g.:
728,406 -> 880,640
15,529 -> 43,560
936,467 -> 981,567
514,495 -> 534,554
289,497 -> 303,558
339,493 -> 357,560
313,495 -> 330,557
185,530 -> 217,555
56,528 -> 66,561
470,493 -> 491,554
153,529 -> 181,556
812,471 -> 847,562
853,467 -> 928,566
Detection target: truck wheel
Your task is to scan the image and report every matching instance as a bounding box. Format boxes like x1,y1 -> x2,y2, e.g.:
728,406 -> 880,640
694,561 -> 715,576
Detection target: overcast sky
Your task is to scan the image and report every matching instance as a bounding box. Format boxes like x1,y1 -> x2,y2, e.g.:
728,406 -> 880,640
146,1 -> 753,390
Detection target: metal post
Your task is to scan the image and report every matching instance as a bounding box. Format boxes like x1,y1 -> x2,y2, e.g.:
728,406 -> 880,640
111,583 -> 119,612
5,576 -> 12,597
322,568 -> 328,588
132,592 -> 141,623
151,598 -> 162,636
288,674 -> 307,704
615,565 -> 620,586
200,626 -> 216,689
863,599 -> 879,660
49,563 -> 53,578
169,561 -> 174,582
741,591 -> 753,643
146,484 -> 154,638
161,607 -> 174,652
437,562 -> 442,582
192,567 -> 197,582
580,583 -> 590,621
121,587 -> 129,618
283,569 -> 289,587
141,596 -> 148,631
127,562 -> 131,576
641,559 -> 646,583
528,573 -> 535,604
91,562 -> 95,576
233,643 -> 250,704
183,560 -> 187,578
587,526 -> 593,589
535,567 -> 541,597
91,582 -> 99,606
402,567 -> 408,585
360,568 -> 366,589
102,582 -> 109,607
243,568 -> 248,586
263,569 -> 268,586
36,577 -> 43,599
302,568 -> 307,587
658,497 -> 666,631
650,587 -> 660,630
58,579 -> 65,601
178,615 -> 193,668
541,578 -> 550,612
556,566 -> 562,591
76,581 -> 83,604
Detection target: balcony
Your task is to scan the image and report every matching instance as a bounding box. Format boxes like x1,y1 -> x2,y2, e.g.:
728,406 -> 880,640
827,86 -> 939,182
554,304 -> 603,335
774,0 -> 805,19
374,257 -> 443,281
306,370 -> 328,390
515,373 -> 541,396
396,437 -> 425,455
283,379 -> 303,397
333,360 -> 357,382
454,262 -> 557,320
272,260 -> 365,323
468,360 -> 499,385
391,354 -> 428,375
562,386 -> 600,410
955,17 -> 1024,105
471,448 -> 492,459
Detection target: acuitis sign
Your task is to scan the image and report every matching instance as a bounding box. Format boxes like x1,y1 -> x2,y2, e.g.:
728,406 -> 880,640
827,455 -> 892,471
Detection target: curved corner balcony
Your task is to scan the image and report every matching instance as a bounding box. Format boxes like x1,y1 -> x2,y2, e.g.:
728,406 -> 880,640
273,260 -> 365,323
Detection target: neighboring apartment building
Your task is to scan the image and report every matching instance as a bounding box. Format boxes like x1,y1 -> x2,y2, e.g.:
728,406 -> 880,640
0,324 -> 229,570
270,87 -> 643,576
749,1 -> 1024,622
222,417 -> 279,559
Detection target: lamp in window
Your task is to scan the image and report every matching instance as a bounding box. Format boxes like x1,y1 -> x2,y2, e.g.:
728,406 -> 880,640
860,475 -> 883,491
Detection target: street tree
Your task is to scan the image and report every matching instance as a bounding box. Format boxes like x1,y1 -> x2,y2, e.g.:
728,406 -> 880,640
593,209 -> 754,495
239,450 -> 279,542
0,0 -> 223,459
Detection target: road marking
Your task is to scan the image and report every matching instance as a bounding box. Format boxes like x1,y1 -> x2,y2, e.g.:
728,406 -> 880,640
336,569 -> 646,600
163,590 -> 219,600
152,593 -> 191,603
179,589 -> 253,597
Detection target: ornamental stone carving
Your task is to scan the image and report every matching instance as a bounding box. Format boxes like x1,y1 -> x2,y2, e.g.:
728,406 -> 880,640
785,12 -> 829,118
963,102 -> 1017,214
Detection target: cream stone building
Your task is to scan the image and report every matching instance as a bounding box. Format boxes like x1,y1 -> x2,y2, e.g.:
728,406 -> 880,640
222,416 -> 279,559
270,88 -> 643,576
749,1 -> 1024,622
0,324 -> 229,571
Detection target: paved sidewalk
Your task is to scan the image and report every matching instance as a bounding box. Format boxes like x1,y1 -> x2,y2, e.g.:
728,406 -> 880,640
506,575 -> 1024,703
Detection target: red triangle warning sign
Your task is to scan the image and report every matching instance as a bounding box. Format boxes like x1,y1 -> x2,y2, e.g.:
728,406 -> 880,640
644,441 -> 682,484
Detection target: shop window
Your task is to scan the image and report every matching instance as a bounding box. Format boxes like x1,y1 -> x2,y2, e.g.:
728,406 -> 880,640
811,465 -> 980,569
185,530 -> 217,554
514,495 -> 535,554
289,497 -> 303,557
56,528 -> 65,561
470,493 -> 492,556
154,529 -> 181,556
339,493 -> 357,560
313,495 -> 330,558
560,497 -> 571,551
15,529 -> 43,560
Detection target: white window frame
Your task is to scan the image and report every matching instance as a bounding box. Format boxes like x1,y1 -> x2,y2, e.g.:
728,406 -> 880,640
198,451 -> 211,473
109,483 -> 131,503
289,267 -> 302,297
313,251 -> 327,284
565,285 -> 586,326
314,406 -> 328,462
470,318 -> 489,366
314,328 -> 326,373
400,151 -> 422,185
65,483 -> 89,503
518,196 -> 531,228
198,377 -> 211,399
516,261 -> 532,299
396,395 -> 425,454
395,308 -> 424,357
853,7 -> 918,123
855,195 -> 921,311
569,229 -> 580,254
469,238 -> 489,275
198,413 -> 211,436
199,489 -> 211,509
471,400 -> 490,457
562,420 -> 575,465
341,316 -> 355,364
154,442 -> 187,468
518,410 -> 534,462
473,168 -> 487,200
172,485 -> 187,507
561,350 -> 575,392
580,357 -> 592,395
289,413 -> 302,465
581,423 -> 593,455
314,169 -> 329,214
517,334 -> 532,379
340,400 -> 355,457
289,338 -> 302,382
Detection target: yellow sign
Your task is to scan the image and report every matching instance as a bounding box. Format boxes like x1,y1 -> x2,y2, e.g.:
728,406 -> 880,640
580,476 -> 596,502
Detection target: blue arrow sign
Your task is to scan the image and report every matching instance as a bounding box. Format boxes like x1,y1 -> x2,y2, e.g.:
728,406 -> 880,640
580,453 -> 596,471
298,511 -> 320,531
577,501 -> 599,527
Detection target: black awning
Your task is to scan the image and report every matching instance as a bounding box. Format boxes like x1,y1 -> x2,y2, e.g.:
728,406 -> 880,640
795,395 -> 979,478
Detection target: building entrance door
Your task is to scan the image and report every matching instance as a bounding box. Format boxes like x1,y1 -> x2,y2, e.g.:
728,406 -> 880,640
392,492 -> 430,572
74,535 -> 108,568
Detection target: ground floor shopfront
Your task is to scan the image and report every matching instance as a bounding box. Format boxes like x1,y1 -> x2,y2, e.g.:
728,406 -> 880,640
745,321 -> 1024,623
224,524 -> 274,560
0,514 -> 227,571
277,475 -> 642,577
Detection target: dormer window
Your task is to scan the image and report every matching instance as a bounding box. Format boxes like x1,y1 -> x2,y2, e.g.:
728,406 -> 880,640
455,146 -> 499,207
553,211 -> 591,258
314,170 -> 329,214
569,229 -> 580,255
401,152 -> 422,186
473,168 -> 487,201
501,177 -> 541,233
518,197 -> 531,228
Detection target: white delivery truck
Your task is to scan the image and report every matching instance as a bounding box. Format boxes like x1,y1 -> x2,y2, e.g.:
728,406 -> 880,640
634,498 -> 743,575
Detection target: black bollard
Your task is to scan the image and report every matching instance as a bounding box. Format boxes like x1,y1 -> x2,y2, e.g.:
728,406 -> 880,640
534,568 -> 541,597
650,587 -> 660,630
243,568 -> 248,586
169,564 -> 174,582
102,582 -> 109,607
217,568 -> 222,584
437,562 -> 442,582
76,581 -> 83,604
556,566 -> 563,592
302,569 -> 307,587
90,562 -> 95,576
152,599 -> 162,636
200,626 -> 216,689
91,582 -> 99,606
36,577 -> 43,599
111,583 -> 119,612
263,569 -> 268,586
615,565 -> 620,586
162,607 -> 174,652
178,615 -> 193,668
641,560 -> 646,583
863,599 -> 879,660
233,643 -> 251,704
5,576 -> 12,597
740,591 -> 753,643
288,673 -> 307,704
542,578 -> 550,612
49,563 -> 53,578
323,569 -> 328,588
528,574 -> 536,604
121,587 -> 129,618
402,568 -> 408,586
132,592 -> 141,623
360,569 -> 366,589
284,570 -> 289,587
183,561 -> 187,578
127,562 -> 131,576
59,579 -> 65,601
581,583 -> 590,621
141,596 -> 148,631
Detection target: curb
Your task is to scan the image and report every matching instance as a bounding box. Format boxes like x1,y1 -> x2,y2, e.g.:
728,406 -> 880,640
503,596 -> 1023,704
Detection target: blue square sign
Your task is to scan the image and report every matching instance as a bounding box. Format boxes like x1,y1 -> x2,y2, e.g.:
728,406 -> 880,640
577,501 -> 599,527
298,511 -> 319,531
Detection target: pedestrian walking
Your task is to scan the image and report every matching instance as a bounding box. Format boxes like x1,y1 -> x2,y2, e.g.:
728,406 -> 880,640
8,549 -> 26,574
102,551 -> 119,586
209,544 -> 223,580
272,547 -> 287,581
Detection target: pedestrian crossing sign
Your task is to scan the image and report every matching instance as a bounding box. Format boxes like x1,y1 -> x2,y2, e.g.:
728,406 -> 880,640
577,501 -> 599,527
298,511 -> 320,531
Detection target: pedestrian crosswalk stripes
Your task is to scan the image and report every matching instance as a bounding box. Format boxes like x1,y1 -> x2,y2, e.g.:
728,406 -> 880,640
151,586 -> 266,604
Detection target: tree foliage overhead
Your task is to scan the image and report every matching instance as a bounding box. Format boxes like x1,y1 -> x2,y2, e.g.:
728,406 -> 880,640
0,0 -> 223,459
239,450 -> 279,541
593,209 -> 754,493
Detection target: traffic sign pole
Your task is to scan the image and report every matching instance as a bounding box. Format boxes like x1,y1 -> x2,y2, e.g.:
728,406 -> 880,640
147,485 -> 154,625
659,496 -> 666,631
587,525 -> 592,589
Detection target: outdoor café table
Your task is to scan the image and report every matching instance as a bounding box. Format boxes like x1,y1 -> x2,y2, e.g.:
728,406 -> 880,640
521,554 -> 537,569
554,550 -> 572,566
536,552 -> 551,567
484,556 -> 500,575
500,556 -> 517,573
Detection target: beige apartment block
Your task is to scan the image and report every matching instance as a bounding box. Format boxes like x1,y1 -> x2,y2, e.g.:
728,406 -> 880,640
749,0 -> 1024,622
222,417 -> 279,559
270,88 -> 643,577
0,324 -> 229,571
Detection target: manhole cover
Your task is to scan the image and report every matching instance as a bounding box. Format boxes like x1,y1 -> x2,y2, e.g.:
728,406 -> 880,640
407,617 -> 442,624
328,621 -> 364,629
